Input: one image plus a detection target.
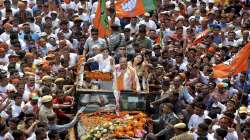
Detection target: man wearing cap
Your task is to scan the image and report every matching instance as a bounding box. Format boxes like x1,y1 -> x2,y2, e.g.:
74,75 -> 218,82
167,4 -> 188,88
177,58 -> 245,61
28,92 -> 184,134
211,82 -> 229,104
139,12 -> 157,31
39,94 -> 76,123
46,35 -> 58,51
50,11 -> 60,29
40,75 -> 56,91
22,75 -> 36,102
39,95 -> 56,123
170,123 -> 193,140
238,106 -> 249,124
21,92 -> 39,115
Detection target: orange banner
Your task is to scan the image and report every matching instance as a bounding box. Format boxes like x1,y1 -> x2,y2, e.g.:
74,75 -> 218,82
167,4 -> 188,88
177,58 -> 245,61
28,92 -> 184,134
93,0 -> 111,38
115,0 -> 145,17
212,42 -> 250,78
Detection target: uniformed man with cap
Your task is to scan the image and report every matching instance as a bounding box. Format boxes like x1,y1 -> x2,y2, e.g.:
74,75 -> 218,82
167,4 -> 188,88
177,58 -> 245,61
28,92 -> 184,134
170,123 -> 193,140
39,95 -> 56,123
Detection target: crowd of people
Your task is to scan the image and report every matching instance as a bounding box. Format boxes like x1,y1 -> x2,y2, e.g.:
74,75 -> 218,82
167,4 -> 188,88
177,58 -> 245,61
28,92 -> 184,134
0,0 -> 250,139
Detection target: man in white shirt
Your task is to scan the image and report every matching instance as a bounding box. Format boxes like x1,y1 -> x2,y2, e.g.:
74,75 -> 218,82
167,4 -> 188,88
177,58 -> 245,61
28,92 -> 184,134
0,23 -> 13,42
222,31 -> 238,47
139,12 -> 157,31
188,102 -> 206,130
125,17 -> 139,35
11,93 -> 24,118
0,69 -> 17,93
87,47 -> 114,91
23,75 -> 36,102
87,47 -> 113,73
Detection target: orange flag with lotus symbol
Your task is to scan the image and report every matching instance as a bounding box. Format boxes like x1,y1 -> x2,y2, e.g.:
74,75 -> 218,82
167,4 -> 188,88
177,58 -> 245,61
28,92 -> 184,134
115,0 -> 156,17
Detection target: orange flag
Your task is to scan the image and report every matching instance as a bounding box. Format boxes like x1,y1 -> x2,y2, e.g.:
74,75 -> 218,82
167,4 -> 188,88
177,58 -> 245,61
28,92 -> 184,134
93,0 -> 111,38
191,29 -> 209,47
77,55 -> 85,73
115,0 -> 156,17
212,42 -> 250,78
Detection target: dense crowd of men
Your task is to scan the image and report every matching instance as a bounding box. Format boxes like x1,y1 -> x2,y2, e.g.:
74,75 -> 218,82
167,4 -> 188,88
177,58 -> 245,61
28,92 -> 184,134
0,0 -> 250,139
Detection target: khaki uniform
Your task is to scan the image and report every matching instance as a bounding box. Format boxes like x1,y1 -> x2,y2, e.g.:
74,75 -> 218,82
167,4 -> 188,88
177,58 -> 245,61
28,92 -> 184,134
170,132 -> 193,140
38,105 -> 56,123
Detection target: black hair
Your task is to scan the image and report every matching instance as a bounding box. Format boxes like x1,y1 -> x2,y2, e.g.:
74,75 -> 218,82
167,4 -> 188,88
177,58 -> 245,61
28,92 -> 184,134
131,53 -> 144,66
37,122 -> 47,128
91,28 -> 98,33
13,93 -> 22,100
12,130 -> 25,140
16,50 -> 26,60
197,137 -> 208,140
223,111 -> 235,120
48,130 -> 59,139
194,102 -> 206,110
138,24 -> 147,33
10,31 -> 18,40
0,123 -> 6,134
124,28 -> 130,33
208,110 -> 218,119
198,123 -> 209,132
216,128 -> 228,138
35,127 -> 46,137
100,46 -> 109,52
8,117 -> 19,125
47,114 -> 57,121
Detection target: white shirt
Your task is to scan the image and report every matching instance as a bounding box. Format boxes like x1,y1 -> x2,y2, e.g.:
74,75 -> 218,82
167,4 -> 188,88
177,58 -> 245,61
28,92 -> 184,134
125,23 -> 139,34
21,101 -> 34,114
52,18 -> 60,29
4,132 -> 14,140
69,53 -> 78,67
1,8 -> 17,17
139,20 -> 157,30
0,32 -> 10,42
23,84 -> 35,102
193,132 -> 214,140
27,132 -> 50,140
212,125 -> 238,140
0,55 -> 9,66
0,83 -> 16,93
79,12 -> 91,22
188,114 -> 205,129
222,38 -> 239,47
93,54 -> 112,72
30,23 -> 41,33
11,102 -> 24,118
